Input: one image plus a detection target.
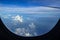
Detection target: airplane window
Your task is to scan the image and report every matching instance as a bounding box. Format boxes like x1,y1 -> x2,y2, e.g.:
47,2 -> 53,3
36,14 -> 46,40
0,0 -> 60,37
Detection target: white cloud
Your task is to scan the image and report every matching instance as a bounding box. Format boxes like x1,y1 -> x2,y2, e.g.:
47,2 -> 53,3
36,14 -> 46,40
14,27 -> 38,37
12,15 -> 23,23
25,33 -> 32,36
29,23 -> 36,29
14,28 -> 32,36
15,28 -> 25,35
0,6 -> 60,14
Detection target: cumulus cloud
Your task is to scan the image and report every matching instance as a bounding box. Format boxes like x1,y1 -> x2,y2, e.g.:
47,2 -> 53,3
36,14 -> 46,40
14,28 -> 32,36
25,33 -> 32,36
29,23 -> 36,29
12,15 -> 23,23
0,6 -> 60,14
15,28 -> 26,35
14,25 -> 37,37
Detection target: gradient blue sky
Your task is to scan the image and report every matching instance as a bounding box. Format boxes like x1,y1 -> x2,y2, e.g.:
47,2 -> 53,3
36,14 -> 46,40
0,0 -> 60,7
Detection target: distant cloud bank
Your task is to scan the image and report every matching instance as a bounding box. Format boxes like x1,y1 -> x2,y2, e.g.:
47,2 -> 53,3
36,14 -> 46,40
0,6 -> 60,14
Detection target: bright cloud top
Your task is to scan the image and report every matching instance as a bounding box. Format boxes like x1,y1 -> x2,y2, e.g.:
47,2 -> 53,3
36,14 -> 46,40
0,6 -> 60,14
12,15 -> 23,23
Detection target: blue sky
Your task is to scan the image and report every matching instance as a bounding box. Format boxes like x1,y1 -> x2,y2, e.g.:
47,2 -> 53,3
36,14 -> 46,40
0,0 -> 60,7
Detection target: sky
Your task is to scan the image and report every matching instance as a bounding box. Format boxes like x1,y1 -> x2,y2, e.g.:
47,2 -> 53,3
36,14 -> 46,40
0,0 -> 60,13
0,0 -> 60,7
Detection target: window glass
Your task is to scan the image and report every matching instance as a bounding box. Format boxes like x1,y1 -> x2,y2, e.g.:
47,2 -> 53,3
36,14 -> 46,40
0,0 -> 60,37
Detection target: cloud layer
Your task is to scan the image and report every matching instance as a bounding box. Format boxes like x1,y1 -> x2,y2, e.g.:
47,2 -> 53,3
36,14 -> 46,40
0,6 -> 60,14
